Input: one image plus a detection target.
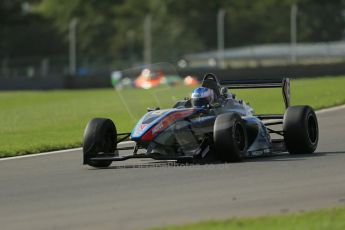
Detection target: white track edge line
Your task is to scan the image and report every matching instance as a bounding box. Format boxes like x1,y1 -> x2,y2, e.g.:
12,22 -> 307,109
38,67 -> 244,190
1,104 -> 345,161
0,141 -> 135,161
315,104 -> 345,114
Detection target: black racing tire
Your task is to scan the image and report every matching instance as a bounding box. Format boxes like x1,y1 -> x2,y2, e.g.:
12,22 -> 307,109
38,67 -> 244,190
214,113 -> 248,162
283,106 -> 319,154
83,118 -> 117,168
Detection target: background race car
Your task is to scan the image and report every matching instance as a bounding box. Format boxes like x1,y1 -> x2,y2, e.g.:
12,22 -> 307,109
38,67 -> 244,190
110,64 -> 198,90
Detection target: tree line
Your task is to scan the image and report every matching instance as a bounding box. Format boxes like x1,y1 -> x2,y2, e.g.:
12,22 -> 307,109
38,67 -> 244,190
1,0 -> 345,67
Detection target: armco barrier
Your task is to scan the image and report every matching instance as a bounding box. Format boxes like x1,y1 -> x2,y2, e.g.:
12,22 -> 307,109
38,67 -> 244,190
1,63 -> 345,90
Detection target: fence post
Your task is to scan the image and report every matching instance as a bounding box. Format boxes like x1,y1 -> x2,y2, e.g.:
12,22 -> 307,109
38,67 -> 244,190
69,18 -> 78,76
143,14 -> 152,65
1,59 -> 9,78
217,9 -> 226,69
40,58 -> 49,78
290,4 -> 298,64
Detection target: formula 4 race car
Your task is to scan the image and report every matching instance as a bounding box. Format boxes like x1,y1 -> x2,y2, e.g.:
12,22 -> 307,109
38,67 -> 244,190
82,74 -> 319,168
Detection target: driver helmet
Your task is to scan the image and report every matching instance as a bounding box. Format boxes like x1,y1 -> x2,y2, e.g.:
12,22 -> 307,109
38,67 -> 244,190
191,87 -> 215,107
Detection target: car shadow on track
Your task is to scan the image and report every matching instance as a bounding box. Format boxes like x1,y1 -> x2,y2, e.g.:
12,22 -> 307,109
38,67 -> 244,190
87,159 -> 229,170
87,151 -> 345,170
88,162 -> 210,170
246,151 -> 345,162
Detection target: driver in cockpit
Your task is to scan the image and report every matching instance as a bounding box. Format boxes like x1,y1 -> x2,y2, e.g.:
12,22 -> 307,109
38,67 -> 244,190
191,87 -> 215,108
191,74 -> 232,108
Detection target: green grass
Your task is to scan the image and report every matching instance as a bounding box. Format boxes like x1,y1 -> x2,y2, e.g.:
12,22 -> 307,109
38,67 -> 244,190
151,207 -> 345,230
1,76 -> 345,157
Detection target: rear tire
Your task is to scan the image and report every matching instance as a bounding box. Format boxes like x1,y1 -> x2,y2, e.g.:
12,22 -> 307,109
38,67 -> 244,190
283,106 -> 318,154
214,113 -> 248,162
83,118 -> 117,168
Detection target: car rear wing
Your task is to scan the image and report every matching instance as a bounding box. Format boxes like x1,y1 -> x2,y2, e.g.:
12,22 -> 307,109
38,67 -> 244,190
220,78 -> 291,109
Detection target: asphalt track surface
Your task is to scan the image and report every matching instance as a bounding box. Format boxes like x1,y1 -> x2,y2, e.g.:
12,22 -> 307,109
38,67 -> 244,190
1,106 -> 345,230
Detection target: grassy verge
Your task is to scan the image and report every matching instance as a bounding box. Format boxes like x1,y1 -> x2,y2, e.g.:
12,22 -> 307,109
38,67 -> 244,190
151,207 -> 345,230
1,76 -> 345,157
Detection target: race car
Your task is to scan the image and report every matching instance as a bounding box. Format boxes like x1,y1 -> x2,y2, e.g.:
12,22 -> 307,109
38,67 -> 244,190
82,73 -> 319,168
134,68 -> 166,89
134,68 -> 197,89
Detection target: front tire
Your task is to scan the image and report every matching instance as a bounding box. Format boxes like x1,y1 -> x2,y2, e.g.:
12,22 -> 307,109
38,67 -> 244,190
83,118 -> 117,168
283,106 -> 319,154
214,113 -> 248,162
